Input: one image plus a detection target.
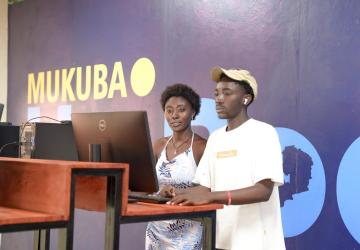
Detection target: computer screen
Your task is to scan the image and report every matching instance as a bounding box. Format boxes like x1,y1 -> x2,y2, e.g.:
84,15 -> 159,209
71,111 -> 158,193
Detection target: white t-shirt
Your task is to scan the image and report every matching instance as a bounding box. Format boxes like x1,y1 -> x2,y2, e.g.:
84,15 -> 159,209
193,119 -> 285,250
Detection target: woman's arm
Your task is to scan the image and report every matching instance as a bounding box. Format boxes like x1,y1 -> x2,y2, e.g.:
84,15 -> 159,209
192,134 -> 207,165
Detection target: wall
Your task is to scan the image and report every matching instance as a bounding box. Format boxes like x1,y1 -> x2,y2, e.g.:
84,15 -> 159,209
0,0 -> 7,122
0,1 -> 7,246
4,0 -> 360,249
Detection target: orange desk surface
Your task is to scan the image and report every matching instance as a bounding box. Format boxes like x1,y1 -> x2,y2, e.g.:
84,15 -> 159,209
0,157 -> 128,226
125,202 -> 223,217
0,206 -> 65,226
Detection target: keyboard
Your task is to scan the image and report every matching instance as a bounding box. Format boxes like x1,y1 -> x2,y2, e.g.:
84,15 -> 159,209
128,192 -> 171,204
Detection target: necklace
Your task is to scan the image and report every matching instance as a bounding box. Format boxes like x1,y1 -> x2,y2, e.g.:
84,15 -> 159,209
171,133 -> 193,155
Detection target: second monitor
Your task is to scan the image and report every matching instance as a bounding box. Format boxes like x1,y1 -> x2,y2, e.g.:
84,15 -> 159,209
71,111 -> 158,193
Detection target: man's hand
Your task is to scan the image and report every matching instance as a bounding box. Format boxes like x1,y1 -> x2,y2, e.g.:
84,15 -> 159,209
168,191 -> 212,206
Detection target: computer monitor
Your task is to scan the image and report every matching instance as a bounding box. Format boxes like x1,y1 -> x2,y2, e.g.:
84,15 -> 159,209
0,103 -> 4,121
71,111 -> 158,193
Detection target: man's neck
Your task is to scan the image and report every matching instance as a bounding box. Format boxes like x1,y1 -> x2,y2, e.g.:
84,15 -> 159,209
226,112 -> 250,131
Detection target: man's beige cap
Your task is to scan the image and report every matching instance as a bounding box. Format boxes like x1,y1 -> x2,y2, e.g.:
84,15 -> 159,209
211,67 -> 258,99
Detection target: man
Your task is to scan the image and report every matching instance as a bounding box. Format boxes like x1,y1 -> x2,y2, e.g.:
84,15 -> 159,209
168,67 -> 285,250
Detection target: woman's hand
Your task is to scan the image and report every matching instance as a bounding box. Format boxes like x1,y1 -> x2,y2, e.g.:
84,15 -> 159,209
159,185 -> 176,197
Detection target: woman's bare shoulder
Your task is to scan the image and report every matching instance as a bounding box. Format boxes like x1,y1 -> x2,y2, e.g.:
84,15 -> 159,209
153,137 -> 170,156
192,134 -> 207,165
193,134 -> 207,153
194,133 -> 207,145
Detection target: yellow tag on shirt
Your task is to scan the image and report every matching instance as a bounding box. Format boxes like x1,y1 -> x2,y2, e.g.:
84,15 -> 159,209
216,150 -> 237,158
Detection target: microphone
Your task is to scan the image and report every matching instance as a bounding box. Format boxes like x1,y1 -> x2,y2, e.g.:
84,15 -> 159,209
19,116 -> 62,158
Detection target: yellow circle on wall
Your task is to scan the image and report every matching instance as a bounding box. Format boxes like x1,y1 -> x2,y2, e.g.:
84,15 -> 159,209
130,57 -> 156,96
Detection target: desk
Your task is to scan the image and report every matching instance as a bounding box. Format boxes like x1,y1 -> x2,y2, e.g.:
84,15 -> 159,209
122,202 -> 223,250
0,157 -> 128,250
0,157 -> 222,249
76,177 -> 223,250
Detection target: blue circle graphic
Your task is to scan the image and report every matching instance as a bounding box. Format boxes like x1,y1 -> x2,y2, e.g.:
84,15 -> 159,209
337,137 -> 360,243
276,127 -> 326,237
164,98 -> 226,136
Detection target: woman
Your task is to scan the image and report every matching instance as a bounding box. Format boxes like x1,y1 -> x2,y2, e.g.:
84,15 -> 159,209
145,83 -> 207,250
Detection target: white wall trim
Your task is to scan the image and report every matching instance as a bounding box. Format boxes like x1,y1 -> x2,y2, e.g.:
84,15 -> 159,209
0,0 -> 8,122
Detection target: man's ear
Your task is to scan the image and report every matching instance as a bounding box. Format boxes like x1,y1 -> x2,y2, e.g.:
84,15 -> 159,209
242,95 -> 252,105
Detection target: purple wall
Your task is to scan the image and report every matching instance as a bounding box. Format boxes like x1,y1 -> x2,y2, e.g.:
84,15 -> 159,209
5,0 -> 360,249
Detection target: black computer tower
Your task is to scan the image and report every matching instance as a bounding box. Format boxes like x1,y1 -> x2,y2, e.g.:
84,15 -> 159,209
0,124 -> 20,157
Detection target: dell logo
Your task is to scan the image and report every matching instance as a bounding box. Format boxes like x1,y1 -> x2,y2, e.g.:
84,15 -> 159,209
99,119 -> 106,132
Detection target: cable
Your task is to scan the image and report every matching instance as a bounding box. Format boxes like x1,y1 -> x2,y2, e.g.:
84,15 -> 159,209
18,116 -> 62,157
0,141 -> 19,155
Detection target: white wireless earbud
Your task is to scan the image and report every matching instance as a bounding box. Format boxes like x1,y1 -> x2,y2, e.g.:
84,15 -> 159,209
243,98 -> 248,105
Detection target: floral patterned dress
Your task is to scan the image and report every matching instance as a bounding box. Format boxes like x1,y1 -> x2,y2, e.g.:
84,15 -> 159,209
145,133 -> 203,250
